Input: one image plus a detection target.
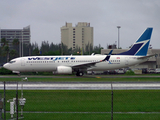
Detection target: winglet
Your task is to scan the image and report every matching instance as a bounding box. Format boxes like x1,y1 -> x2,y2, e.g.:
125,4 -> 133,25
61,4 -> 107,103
91,53 -> 95,56
102,50 -> 113,61
108,50 -> 113,55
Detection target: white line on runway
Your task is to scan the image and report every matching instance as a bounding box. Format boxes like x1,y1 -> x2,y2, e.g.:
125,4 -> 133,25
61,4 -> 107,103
0,82 -> 160,90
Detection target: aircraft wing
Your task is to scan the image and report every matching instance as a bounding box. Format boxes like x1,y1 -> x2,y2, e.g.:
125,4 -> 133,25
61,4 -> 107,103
72,50 -> 113,69
71,61 -> 99,69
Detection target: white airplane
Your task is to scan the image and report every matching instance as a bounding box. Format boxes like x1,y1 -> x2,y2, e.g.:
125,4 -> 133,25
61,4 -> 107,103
3,28 -> 154,76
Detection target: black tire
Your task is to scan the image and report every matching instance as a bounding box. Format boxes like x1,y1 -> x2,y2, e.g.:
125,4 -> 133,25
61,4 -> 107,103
76,71 -> 84,76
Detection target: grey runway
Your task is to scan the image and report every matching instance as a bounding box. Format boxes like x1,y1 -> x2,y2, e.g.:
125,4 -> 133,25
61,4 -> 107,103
1,82 -> 160,90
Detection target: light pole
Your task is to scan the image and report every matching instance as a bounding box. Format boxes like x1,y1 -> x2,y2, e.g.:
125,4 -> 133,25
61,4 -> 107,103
19,30 -> 23,57
22,30 -> 23,57
117,26 -> 121,49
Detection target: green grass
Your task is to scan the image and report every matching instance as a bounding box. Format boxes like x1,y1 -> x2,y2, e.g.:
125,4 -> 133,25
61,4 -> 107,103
114,90 -> 160,112
21,113 -> 160,120
2,90 -> 160,119
24,113 -> 160,120
12,113 -> 157,120
6,113 -> 160,120
0,76 -> 160,82
23,90 -> 160,112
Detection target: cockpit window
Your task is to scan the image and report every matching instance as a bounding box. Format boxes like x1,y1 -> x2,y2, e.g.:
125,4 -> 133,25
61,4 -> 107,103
9,61 -> 16,64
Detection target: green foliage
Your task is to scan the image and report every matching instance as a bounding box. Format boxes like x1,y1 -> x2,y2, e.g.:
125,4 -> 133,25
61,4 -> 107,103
12,39 -> 19,45
125,70 -> 135,75
1,38 -> 8,47
3,45 -> 9,52
12,39 -> 19,58
0,67 -> 13,75
10,49 -> 17,60
42,50 -> 60,55
20,71 -> 53,75
32,47 -> 39,55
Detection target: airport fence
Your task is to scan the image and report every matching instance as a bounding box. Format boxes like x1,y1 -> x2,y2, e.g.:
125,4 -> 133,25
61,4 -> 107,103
0,81 -> 160,120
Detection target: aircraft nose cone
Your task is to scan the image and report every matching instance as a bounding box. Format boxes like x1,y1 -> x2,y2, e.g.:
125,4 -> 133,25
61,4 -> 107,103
3,63 -> 10,69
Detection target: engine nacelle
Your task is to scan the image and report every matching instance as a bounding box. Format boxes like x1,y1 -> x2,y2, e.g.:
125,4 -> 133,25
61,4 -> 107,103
56,66 -> 72,74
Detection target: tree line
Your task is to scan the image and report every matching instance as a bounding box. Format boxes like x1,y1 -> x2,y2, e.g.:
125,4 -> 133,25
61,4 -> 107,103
0,38 -> 103,65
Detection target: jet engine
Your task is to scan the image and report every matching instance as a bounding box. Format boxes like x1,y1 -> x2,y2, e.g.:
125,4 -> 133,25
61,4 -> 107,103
56,66 -> 72,74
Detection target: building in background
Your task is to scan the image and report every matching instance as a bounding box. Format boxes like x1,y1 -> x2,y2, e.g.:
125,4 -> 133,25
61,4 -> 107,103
61,22 -> 93,51
0,25 -> 31,57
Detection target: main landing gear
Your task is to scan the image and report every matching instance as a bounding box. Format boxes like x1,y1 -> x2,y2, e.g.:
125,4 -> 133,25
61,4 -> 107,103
76,71 -> 84,76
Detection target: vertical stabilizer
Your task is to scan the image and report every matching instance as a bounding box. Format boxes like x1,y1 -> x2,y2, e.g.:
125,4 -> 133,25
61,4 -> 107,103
117,28 -> 153,56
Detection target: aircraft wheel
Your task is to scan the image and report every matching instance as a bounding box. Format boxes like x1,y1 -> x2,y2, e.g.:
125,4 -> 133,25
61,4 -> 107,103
76,71 -> 84,76
76,72 -> 80,76
79,72 -> 84,76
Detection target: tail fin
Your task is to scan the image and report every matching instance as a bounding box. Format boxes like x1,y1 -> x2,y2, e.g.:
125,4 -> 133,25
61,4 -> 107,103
117,28 -> 153,56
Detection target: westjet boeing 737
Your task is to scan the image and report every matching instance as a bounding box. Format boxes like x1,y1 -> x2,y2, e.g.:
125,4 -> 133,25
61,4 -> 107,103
3,28 -> 154,76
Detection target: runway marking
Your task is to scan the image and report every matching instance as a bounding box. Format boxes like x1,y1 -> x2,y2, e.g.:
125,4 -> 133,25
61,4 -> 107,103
1,82 -> 160,90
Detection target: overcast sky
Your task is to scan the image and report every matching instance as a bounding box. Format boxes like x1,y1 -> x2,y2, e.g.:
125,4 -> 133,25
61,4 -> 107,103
0,0 -> 160,49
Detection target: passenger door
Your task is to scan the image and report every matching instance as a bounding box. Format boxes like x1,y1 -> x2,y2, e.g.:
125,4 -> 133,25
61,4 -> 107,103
21,58 -> 25,66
